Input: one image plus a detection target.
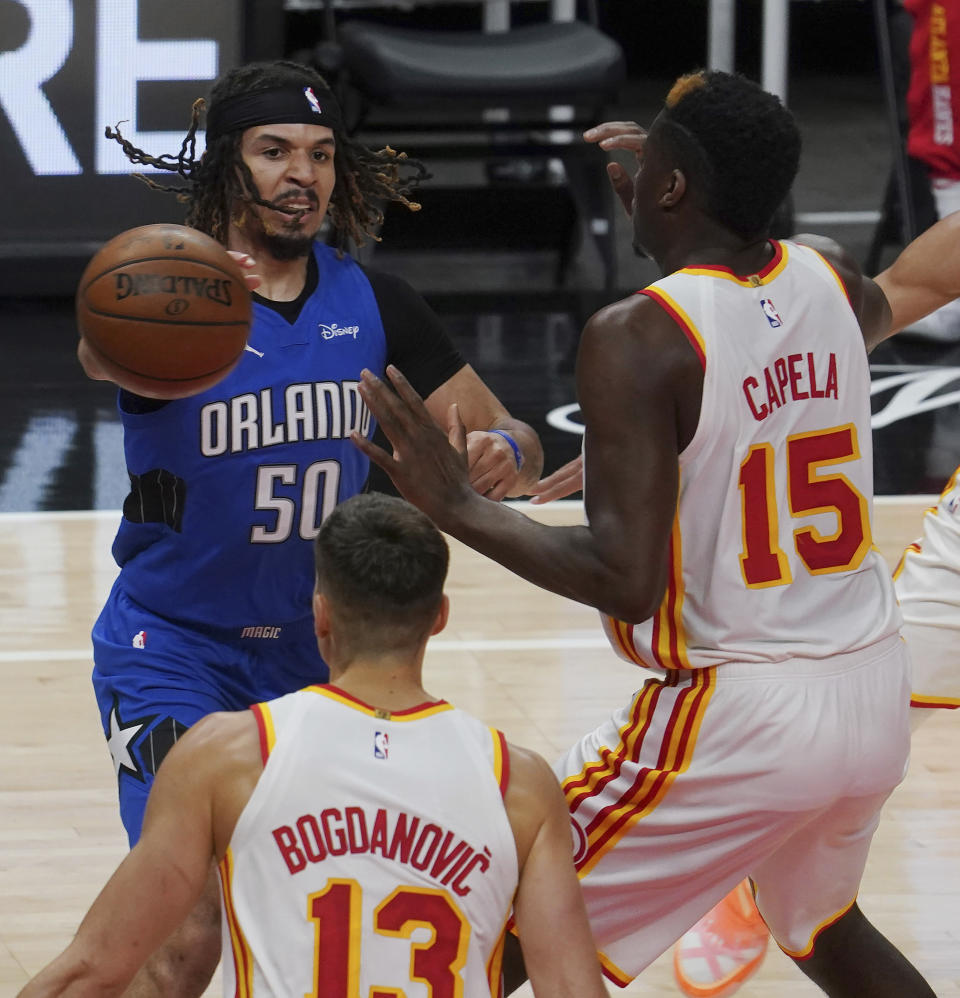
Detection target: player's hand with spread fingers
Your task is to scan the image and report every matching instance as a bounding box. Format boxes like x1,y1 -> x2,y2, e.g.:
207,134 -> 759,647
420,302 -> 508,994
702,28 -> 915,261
226,250 -> 263,292
583,121 -> 647,217
352,366 -> 478,524
529,455 -> 584,504
466,429 -> 525,501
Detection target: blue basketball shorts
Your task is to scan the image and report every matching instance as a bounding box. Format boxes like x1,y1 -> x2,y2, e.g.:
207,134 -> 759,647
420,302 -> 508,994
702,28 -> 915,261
91,582 -> 328,845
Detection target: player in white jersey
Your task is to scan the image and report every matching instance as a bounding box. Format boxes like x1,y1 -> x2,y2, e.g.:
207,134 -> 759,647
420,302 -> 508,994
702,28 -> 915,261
658,210 -> 960,997
860,209 -> 960,717
17,494 -> 607,998
666,472 -> 960,998
353,71 -> 936,996
527,205 -> 960,996
880,212 -> 960,716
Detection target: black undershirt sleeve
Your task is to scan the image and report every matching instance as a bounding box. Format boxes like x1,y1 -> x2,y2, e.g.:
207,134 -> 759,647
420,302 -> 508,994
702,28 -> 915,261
361,267 -> 466,495
362,267 -> 467,399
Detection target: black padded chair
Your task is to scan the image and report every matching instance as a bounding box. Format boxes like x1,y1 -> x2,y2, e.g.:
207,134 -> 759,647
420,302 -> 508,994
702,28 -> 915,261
308,1 -> 627,290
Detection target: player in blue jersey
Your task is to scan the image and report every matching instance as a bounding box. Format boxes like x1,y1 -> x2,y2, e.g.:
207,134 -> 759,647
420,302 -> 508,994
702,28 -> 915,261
79,59 -> 544,998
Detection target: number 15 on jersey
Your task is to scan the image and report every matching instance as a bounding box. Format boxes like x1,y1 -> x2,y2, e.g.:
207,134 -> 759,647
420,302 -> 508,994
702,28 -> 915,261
738,423 -> 871,588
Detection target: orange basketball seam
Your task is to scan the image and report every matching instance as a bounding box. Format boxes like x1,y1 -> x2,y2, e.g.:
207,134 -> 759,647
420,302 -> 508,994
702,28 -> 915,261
79,306 -> 249,328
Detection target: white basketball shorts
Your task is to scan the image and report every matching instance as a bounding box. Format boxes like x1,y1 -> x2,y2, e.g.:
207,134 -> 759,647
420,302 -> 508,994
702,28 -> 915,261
553,634 -> 911,984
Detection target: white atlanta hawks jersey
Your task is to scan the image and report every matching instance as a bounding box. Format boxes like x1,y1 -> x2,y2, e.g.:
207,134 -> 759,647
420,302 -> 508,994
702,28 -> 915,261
220,685 -> 518,998
603,240 -> 901,670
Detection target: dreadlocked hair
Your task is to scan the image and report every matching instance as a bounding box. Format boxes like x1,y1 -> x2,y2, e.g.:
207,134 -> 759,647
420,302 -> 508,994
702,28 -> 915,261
325,137 -> 427,254
658,69 -> 800,240
105,59 -> 428,249
104,98 -> 207,210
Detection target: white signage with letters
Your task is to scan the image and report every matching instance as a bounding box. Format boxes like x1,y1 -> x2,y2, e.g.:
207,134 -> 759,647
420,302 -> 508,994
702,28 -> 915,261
0,0 -> 231,178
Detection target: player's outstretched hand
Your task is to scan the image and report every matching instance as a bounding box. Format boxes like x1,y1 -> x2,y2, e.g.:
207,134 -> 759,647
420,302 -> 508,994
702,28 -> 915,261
226,250 -> 263,292
466,431 -> 523,501
353,366 -> 475,523
583,121 -> 647,218
529,455 -> 584,504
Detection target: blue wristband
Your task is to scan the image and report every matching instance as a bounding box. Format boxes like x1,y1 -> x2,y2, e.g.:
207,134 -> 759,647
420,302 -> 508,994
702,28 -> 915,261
488,429 -> 524,471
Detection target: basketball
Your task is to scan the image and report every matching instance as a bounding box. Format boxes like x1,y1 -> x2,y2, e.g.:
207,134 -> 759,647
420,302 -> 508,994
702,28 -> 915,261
75,223 -> 252,399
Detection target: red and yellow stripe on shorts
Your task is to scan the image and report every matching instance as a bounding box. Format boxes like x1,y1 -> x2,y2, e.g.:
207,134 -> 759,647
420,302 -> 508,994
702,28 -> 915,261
562,666 -> 716,878
606,506 -> 691,672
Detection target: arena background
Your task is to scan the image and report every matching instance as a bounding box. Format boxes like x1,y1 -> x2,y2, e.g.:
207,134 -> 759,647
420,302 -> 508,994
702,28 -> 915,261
1,0 -> 958,504
2,4 -> 959,996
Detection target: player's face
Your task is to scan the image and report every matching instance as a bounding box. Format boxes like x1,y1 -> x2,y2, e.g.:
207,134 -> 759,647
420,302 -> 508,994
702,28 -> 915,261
237,123 -> 337,259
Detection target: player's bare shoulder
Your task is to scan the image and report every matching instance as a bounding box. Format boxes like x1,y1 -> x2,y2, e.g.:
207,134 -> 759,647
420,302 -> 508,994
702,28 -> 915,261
502,743 -> 571,870
183,710 -> 264,790
585,289 -> 675,341
580,290 -> 702,371
792,233 -> 863,298
185,708 -> 261,755
166,710 -> 265,855
578,290 -> 705,440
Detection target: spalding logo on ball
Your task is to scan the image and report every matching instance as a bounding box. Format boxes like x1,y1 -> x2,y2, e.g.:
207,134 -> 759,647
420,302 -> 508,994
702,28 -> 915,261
76,224 -> 252,399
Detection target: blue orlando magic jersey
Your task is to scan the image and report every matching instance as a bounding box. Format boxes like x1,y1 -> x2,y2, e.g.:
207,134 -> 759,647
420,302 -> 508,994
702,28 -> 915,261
111,243 -> 388,629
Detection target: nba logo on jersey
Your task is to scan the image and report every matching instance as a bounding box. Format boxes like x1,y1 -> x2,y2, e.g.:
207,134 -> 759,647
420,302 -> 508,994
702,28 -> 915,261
303,86 -> 323,115
132,630 -> 146,649
760,298 -> 783,328
374,731 -> 389,759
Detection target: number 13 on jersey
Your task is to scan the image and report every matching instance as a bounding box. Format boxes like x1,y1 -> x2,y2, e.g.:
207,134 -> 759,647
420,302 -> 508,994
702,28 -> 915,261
738,423 -> 871,588
306,880 -> 470,998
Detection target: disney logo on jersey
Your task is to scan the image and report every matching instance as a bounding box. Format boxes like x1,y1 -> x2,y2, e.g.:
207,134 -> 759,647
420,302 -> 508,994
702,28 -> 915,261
319,321 -> 360,340
760,298 -> 783,328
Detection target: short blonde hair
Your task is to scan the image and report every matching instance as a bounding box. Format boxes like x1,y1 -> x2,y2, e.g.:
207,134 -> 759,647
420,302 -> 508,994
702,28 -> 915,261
665,71 -> 707,109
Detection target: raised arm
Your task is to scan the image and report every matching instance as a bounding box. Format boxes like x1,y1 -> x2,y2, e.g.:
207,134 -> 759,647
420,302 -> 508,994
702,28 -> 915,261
353,293 -> 701,622
873,210 -> 960,338
505,745 -> 608,998
795,214 -> 960,352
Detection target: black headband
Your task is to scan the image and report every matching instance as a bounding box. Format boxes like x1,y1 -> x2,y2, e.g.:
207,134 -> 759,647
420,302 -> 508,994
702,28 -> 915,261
205,85 -> 343,143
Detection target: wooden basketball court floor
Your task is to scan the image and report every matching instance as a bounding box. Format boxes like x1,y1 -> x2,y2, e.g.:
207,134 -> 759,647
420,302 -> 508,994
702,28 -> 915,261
1,498 -> 957,996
